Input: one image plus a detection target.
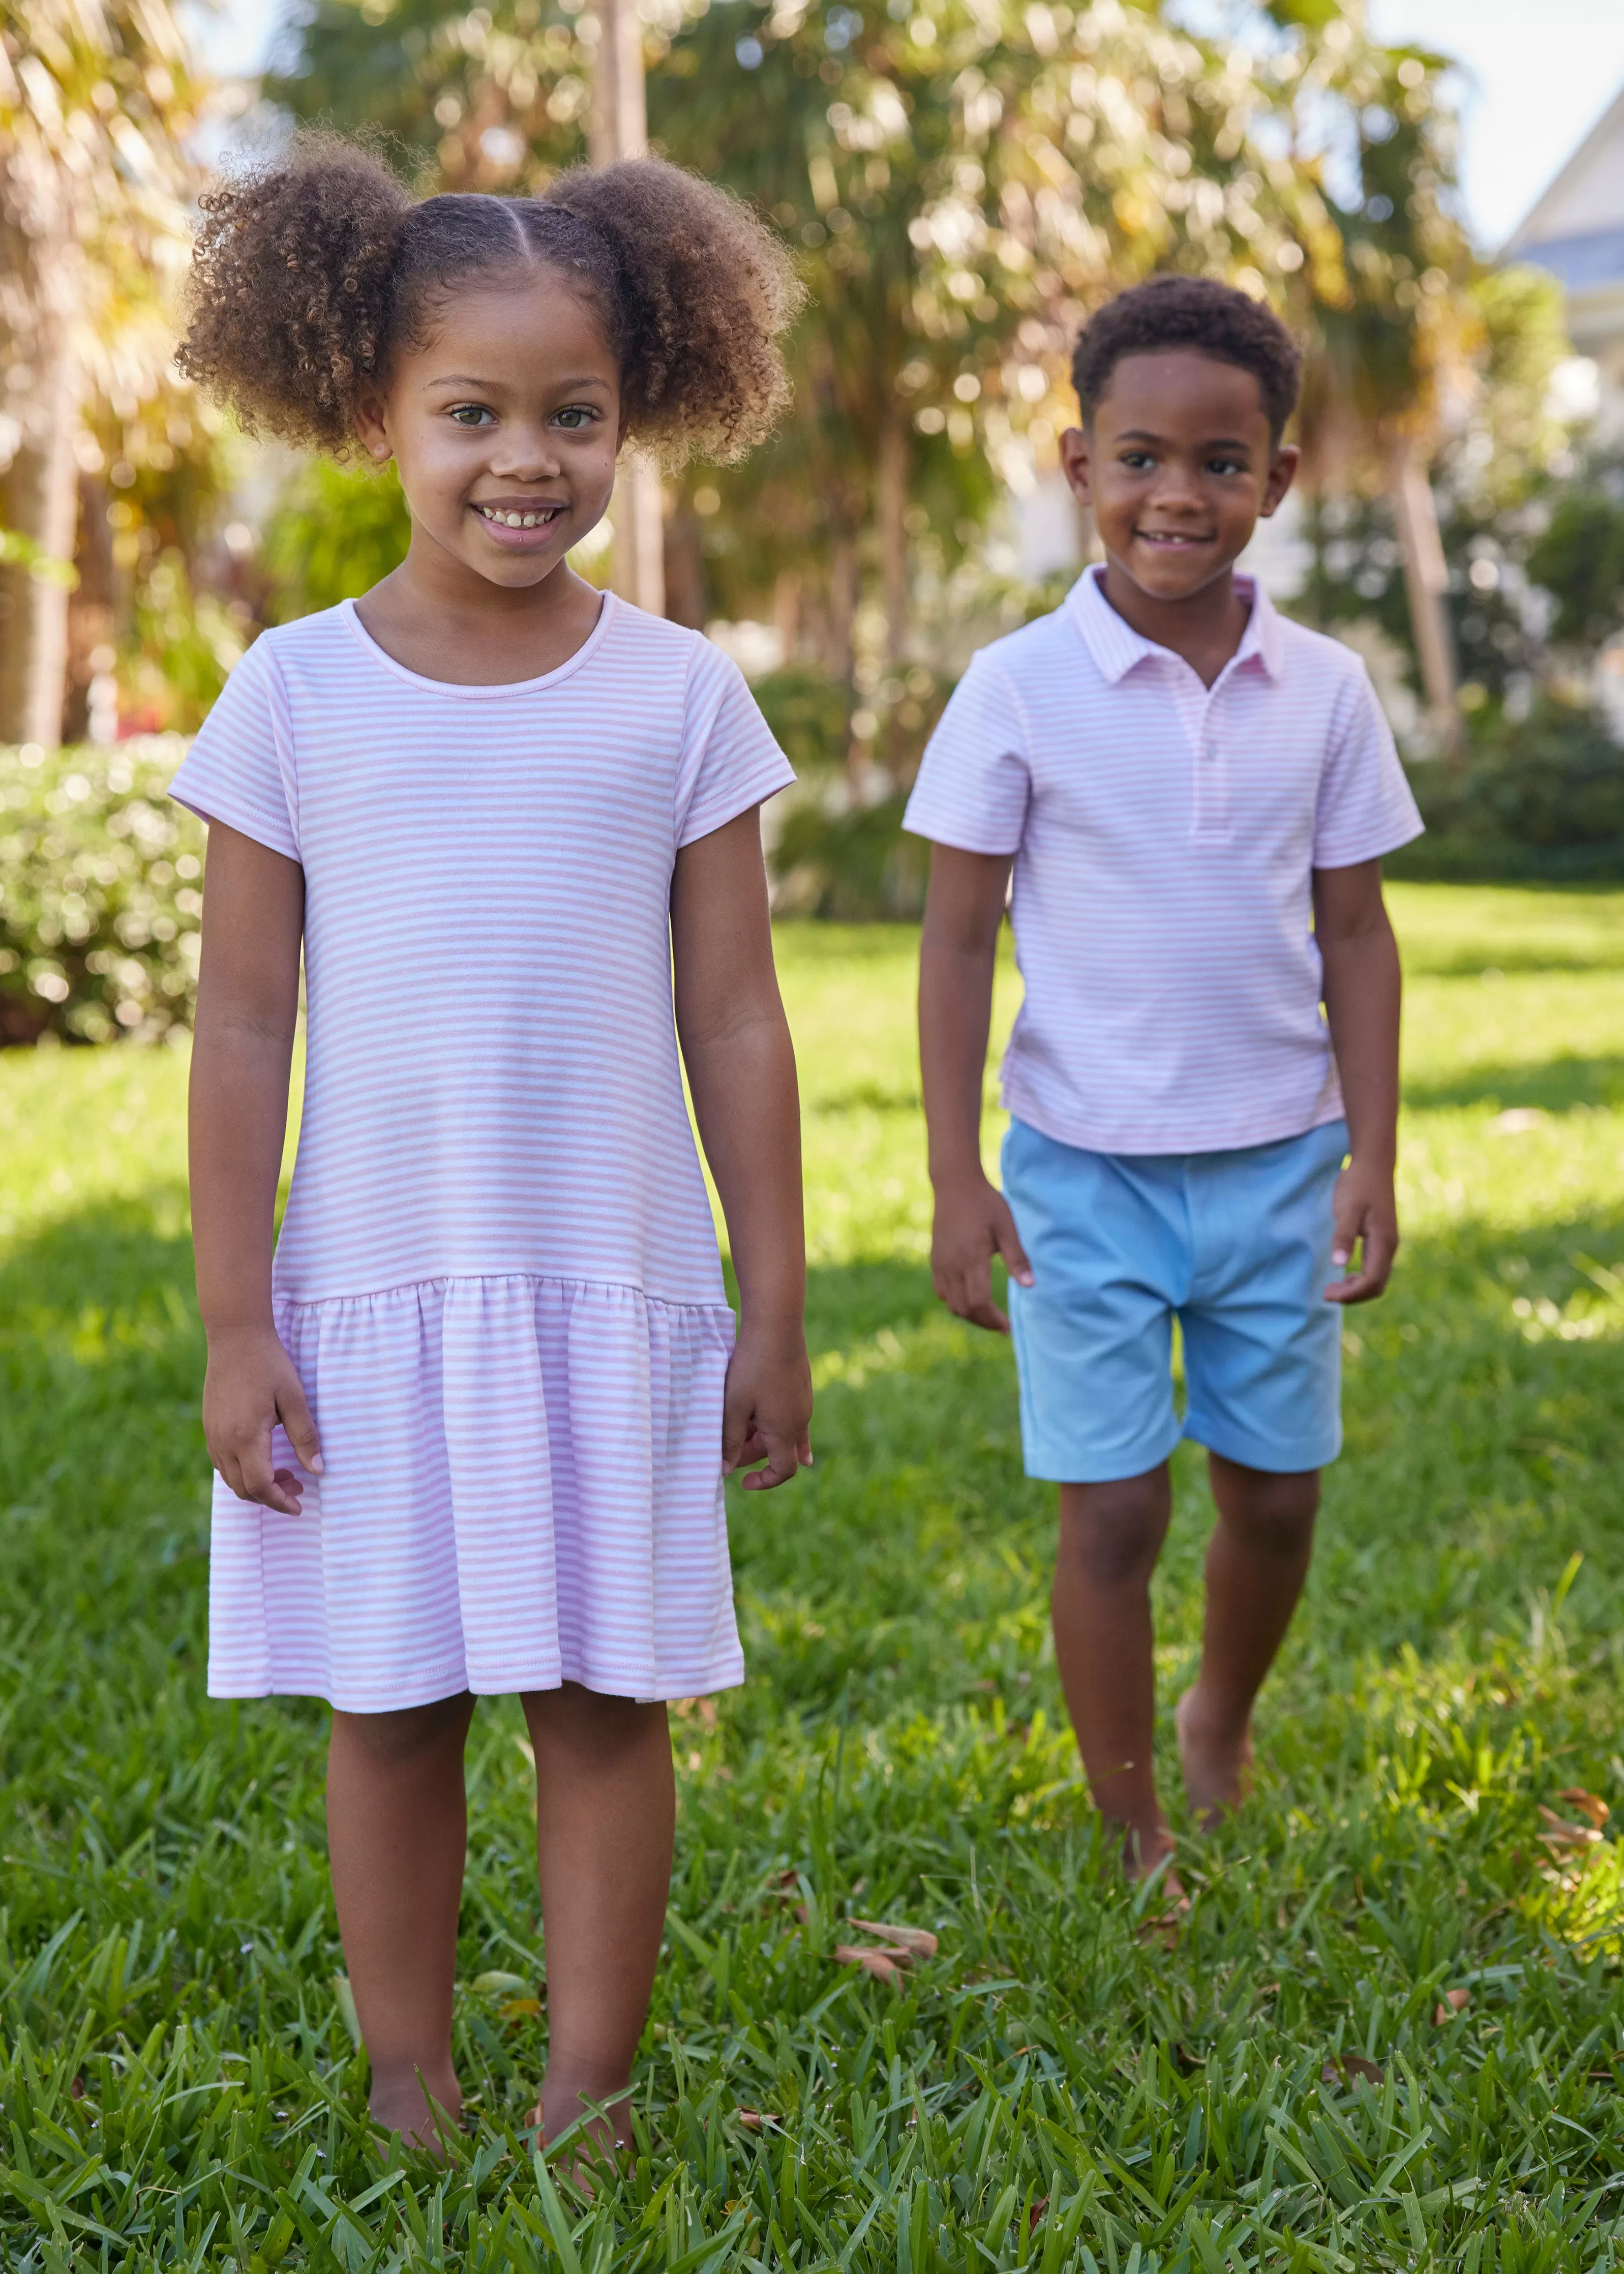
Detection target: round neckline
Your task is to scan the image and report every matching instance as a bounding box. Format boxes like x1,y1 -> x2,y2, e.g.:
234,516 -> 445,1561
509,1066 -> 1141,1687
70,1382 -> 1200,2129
339,588 -> 616,696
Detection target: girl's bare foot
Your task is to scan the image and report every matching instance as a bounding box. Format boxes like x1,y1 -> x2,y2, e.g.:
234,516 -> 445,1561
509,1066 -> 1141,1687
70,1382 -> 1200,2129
371,2077 -> 461,2158
1176,1686 -> 1254,1824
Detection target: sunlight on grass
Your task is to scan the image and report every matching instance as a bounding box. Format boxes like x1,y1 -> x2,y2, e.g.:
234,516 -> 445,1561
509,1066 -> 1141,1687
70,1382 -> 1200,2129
3,884 -> 1624,2264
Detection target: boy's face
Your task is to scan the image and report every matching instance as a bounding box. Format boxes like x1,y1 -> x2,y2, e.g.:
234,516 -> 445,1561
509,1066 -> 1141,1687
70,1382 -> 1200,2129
1059,349 -> 1298,605
353,273 -> 622,594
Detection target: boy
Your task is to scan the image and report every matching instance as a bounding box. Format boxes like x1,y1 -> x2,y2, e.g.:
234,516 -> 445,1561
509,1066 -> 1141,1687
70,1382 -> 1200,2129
905,276 -> 1422,1888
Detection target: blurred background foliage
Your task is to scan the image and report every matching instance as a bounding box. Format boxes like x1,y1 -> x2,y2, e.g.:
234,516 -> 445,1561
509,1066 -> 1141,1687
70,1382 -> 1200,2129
3,0 -> 1624,1006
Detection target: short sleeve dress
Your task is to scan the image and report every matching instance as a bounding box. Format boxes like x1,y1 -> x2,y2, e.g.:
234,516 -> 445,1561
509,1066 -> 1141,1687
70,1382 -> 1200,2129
169,595 -> 794,1715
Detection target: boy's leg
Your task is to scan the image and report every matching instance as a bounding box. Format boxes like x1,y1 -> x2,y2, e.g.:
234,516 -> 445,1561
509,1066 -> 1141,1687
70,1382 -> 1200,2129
1176,1453 -> 1319,1820
521,1683 -> 676,2153
1052,1463 -> 1176,1878
327,1691 -> 478,2146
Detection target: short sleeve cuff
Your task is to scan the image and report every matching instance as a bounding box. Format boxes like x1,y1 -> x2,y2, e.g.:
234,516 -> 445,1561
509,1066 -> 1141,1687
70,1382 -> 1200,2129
167,769 -> 300,865
1312,814 -> 1425,870
676,753 -> 796,850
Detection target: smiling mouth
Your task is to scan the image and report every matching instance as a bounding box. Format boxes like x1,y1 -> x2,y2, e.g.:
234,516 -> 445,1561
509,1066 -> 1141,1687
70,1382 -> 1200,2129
1137,529 -> 1213,548
473,503 -> 565,530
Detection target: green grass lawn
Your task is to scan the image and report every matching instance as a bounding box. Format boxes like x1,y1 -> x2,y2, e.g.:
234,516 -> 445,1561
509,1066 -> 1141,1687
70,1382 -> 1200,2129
4,883 -> 1624,2268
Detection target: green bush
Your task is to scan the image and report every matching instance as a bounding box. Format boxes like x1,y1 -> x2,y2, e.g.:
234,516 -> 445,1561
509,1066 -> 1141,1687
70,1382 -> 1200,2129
1392,697 -> 1624,881
0,739 -> 203,1044
772,792 -> 930,919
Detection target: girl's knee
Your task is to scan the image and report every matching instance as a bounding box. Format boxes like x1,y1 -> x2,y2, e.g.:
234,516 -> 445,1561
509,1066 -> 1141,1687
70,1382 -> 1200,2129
332,1692 -> 474,1767
520,1682 -> 668,1760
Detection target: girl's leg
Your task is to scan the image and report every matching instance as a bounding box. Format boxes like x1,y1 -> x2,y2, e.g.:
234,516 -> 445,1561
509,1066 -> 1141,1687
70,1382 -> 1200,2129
1051,1465 -> 1175,1881
1176,1453 -> 1319,1821
327,1691 -> 477,2146
521,1683 -> 676,2151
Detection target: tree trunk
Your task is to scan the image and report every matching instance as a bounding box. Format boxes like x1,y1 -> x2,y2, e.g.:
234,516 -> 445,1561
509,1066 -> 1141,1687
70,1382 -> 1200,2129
63,473 -> 117,743
0,204 -> 80,747
772,568 -> 802,664
591,0 -> 665,616
1385,438 -> 1461,761
876,408 -> 909,662
662,502 -> 705,630
825,532 -> 856,684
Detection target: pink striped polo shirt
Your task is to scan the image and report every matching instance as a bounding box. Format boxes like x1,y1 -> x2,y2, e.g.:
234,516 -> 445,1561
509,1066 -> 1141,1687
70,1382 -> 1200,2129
904,566 -> 1423,1156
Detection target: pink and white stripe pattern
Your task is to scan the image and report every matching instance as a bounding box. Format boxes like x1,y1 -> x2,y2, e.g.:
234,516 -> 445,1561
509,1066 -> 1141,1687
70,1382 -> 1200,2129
904,567 -> 1423,1157
171,595 -> 794,1712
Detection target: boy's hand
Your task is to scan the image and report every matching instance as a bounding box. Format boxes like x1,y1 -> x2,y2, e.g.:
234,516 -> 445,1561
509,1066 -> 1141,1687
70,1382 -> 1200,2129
931,1173 -> 1033,1333
203,1323 -> 323,1512
1325,1156 -> 1399,1304
723,1319 -> 813,1489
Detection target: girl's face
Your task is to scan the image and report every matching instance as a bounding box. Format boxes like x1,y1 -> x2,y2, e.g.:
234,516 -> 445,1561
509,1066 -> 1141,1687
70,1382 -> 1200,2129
355,271 -> 622,592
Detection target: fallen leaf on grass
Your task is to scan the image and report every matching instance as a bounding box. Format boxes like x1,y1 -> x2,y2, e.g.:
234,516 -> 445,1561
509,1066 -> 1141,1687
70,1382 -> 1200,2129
1538,1804 -> 1604,1853
1491,1106 -> 1547,1134
1558,1787 -> 1611,1830
1027,2198 -> 1049,2234
833,1943 -> 904,1985
1322,2054 -> 1384,2088
735,2108 -> 778,2131
1433,1988 -> 1471,2024
472,1971 -> 530,1994
499,1997 -> 545,2021
849,1919 -> 939,1959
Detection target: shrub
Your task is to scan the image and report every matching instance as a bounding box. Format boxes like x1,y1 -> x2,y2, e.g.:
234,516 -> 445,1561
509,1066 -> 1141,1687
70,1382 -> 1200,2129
771,793 -> 930,919
1393,698 -> 1624,881
0,740 -> 204,1044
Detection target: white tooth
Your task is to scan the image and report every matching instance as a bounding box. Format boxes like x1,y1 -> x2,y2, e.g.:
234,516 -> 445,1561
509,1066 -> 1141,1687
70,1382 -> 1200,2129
522,514 -> 537,527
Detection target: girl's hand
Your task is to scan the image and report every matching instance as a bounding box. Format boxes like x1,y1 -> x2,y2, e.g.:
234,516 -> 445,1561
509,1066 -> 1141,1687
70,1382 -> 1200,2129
203,1324 -> 324,1513
722,1320 -> 813,1491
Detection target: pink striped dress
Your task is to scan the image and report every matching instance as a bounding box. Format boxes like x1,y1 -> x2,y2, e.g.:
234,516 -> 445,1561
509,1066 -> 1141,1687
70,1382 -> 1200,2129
170,595 -> 794,1714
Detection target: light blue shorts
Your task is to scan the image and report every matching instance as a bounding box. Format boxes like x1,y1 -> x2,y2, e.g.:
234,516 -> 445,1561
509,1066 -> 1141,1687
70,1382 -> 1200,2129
1002,1115 -> 1348,1483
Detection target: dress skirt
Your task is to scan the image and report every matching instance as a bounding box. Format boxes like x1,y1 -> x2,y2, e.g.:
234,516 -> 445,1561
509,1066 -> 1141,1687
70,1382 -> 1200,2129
206,1273 -> 744,1714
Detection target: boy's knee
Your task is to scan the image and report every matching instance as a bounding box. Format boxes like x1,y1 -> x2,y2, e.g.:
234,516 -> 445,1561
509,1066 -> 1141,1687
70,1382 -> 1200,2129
332,1692 -> 474,1768
1059,1472 -> 1170,1587
1213,1459 -> 1319,1557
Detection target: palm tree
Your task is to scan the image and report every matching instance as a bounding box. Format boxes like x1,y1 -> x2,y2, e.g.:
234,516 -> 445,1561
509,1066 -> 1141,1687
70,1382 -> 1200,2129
1,1 -> 201,746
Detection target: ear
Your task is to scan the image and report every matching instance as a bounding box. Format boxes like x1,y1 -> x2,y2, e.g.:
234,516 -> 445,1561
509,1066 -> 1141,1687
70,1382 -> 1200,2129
353,392 -> 394,464
1259,441 -> 1299,519
1059,424 -> 1092,506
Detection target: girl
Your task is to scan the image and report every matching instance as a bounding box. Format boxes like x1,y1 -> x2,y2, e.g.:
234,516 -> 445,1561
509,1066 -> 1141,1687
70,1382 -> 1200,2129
171,139 -> 812,2157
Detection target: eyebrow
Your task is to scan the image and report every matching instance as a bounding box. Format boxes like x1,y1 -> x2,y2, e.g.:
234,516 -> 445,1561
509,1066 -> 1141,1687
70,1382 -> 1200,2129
1114,428 -> 1255,450
424,372 -> 613,393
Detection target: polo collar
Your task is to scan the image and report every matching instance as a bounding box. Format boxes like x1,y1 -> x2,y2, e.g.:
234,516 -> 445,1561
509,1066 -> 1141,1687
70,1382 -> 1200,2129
1067,562 -> 1284,684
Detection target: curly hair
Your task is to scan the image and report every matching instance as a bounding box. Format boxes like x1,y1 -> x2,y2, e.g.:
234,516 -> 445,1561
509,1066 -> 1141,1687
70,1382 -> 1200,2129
177,134 -> 803,466
1071,276 -> 1302,439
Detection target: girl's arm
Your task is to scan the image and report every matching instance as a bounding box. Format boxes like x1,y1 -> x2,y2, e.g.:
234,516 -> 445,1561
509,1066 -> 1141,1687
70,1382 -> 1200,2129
670,807 -> 811,1489
918,845 -> 1032,1332
189,821 -> 322,1510
1314,855 -> 1402,1304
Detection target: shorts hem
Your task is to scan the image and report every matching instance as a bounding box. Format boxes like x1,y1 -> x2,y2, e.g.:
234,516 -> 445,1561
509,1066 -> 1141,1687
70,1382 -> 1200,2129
1182,1409 -> 1341,1474
1020,1418 -> 1184,1485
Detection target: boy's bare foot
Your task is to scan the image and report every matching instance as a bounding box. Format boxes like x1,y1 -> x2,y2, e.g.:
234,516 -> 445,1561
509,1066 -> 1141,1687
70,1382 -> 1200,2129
1176,1686 -> 1254,1824
1118,1818 -> 1187,1910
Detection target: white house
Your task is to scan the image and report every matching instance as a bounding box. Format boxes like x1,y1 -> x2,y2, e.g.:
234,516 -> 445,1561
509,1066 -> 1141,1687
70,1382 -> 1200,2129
1506,81 -> 1624,443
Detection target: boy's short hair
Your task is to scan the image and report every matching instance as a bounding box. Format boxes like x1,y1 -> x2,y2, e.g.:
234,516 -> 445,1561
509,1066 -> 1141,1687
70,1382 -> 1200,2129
1071,276 -> 1303,439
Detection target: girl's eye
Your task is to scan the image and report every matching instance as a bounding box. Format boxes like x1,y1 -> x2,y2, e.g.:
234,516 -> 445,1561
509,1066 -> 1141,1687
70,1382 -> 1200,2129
553,406 -> 597,430
449,405 -> 495,427
1121,451 -> 1155,469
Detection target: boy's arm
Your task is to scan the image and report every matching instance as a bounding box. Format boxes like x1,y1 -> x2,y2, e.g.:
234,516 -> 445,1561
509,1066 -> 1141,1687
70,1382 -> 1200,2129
190,820 -> 321,1509
919,845 -> 1033,1332
671,805 -> 812,1489
1314,856 -> 1401,1304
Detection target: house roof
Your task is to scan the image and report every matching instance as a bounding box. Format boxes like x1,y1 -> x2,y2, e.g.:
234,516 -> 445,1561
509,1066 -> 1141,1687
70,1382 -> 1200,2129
1506,80 -> 1624,296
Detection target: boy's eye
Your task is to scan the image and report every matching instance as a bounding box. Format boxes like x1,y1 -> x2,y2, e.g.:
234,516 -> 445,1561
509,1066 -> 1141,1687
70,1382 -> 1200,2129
553,406 -> 597,430
449,405 -> 495,427
1209,456 -> 1246,475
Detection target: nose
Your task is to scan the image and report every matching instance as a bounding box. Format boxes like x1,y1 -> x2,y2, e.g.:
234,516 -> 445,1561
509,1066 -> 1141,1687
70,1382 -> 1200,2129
490,423 -> 565,480
1147,458 -> 1207,515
